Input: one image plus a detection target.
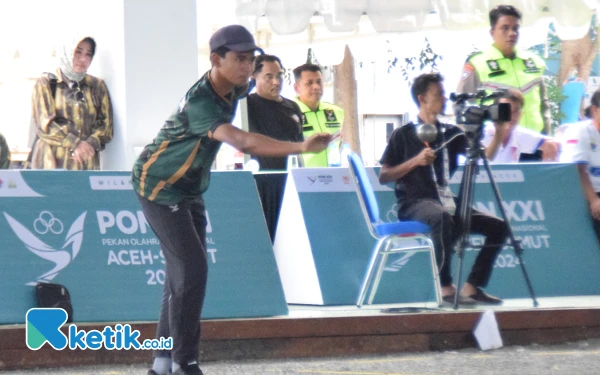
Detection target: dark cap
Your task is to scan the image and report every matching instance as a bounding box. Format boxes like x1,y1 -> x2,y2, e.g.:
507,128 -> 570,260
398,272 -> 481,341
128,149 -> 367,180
209,25 -> 261,53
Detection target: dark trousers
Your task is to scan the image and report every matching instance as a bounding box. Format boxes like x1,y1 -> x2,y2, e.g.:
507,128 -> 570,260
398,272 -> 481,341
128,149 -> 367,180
399,199 -> 509,288
136,192 -> 208,365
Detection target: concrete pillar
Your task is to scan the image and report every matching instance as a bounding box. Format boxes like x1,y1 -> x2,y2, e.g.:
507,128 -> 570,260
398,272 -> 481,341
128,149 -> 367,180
333,45 -> 360,155
89,0 -> 199,170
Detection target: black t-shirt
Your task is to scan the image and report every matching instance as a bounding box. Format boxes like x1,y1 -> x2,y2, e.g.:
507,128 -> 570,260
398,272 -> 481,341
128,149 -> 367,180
379,120 -> 467,208
247,93 -> 304,170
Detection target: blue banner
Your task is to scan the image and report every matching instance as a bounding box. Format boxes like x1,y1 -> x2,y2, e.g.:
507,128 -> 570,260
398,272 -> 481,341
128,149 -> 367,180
0,170 -> 288,324
283,164 -> 600,305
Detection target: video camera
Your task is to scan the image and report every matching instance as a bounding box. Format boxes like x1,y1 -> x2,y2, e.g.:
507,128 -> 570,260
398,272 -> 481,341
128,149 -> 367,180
450,90 -> 512,136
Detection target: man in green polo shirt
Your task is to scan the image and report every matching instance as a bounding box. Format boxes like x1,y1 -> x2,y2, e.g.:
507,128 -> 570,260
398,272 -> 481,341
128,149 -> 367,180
132,25 -> 330,375
293,64 -> 345,167
456,5 -> 550,136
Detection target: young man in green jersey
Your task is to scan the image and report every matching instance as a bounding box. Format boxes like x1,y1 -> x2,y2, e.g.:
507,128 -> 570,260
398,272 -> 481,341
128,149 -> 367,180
133,25 -> 331,375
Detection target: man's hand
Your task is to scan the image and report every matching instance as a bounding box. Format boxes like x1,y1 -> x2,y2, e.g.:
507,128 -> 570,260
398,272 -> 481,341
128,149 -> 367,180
302,133 -> 332,153
493,121 -> 510,137
590,199 -> 600,220
413,147 -> 436,166
72,141 -> 95,164
484,122 -> 509,161
540,138 -> 560,161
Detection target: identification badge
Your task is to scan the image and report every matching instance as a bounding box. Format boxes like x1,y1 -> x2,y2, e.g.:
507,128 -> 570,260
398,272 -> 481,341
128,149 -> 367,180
324,109 -> 337,122
438,185 -> 456,215
301,114 -> 308,125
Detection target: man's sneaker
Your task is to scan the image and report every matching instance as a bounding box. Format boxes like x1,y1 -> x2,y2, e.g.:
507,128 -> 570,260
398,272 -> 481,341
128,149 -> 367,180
172,361 -> 203,375
147,370 -> 163,375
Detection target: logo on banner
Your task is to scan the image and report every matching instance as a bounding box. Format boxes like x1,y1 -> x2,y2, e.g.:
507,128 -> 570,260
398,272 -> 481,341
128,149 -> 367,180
89,176 -> 132,190
3,211 -> 87,286
386,203 -> 400,223
384,251 -> 418,272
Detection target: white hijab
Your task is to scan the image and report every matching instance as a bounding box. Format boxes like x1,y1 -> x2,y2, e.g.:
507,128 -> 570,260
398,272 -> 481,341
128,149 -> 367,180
58,35 -> 95,82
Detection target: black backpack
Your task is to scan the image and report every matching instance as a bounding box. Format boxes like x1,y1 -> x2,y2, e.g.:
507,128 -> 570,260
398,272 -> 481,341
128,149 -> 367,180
35,282 -> 74,322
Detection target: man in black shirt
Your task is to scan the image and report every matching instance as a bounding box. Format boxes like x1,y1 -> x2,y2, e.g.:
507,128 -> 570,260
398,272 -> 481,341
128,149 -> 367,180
379,73 -> 508,305
247,54 -> 304,170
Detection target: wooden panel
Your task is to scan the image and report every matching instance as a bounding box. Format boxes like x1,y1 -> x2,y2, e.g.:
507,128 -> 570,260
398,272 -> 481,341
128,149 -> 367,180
2,307 -> 600,371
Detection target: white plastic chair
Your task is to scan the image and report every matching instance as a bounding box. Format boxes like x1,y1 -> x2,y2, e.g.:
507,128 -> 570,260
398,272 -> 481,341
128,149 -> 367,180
347,152 -> 443,307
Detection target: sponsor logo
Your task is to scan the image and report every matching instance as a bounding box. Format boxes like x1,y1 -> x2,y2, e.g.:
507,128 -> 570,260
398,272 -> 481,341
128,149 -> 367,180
0,172 -> 43,197
384,252 -> 418,272
474,200 -> 546,222
4,211 -> 87,286
315,175 -> 334,185
449,170 -> 524,184
386,203 -> 400,223
590,167 -> 600,177
26,308 -> 172,351
89,176 -> 132,190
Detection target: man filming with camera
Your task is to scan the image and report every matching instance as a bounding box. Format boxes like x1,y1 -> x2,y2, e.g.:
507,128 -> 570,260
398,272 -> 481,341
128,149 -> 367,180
379,73 -> 509,306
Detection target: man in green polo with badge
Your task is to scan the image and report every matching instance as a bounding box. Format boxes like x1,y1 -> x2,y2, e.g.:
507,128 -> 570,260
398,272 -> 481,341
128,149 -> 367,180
293,64 -> 345,167
456,5 -> 550,138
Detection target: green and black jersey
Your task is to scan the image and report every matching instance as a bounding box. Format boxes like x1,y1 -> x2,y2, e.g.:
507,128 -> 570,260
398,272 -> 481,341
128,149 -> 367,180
132,71 -> 245,205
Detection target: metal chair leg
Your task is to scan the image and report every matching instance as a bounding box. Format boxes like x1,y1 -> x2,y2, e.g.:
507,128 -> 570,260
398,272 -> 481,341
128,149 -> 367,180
357,239 -> 386,307
425,237 -> 443,307
358,236 -> 443,308
367,252 -> 389,305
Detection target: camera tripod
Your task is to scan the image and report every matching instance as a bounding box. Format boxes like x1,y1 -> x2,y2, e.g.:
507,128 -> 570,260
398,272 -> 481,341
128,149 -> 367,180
452,129 -> 538,310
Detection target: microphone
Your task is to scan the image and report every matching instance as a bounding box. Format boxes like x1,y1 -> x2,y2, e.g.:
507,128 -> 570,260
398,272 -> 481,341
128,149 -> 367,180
418,123 -> 462,154
416,123 -> 438,146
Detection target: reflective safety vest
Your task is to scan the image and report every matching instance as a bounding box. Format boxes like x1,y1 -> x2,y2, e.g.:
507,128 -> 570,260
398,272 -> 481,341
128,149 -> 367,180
294,98 -> 345,167
468,45 -> 545,133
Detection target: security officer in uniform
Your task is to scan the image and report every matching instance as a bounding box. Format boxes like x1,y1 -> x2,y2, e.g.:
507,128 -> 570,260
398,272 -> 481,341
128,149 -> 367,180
293,64 -> 345,167
456,5 -> 550,136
